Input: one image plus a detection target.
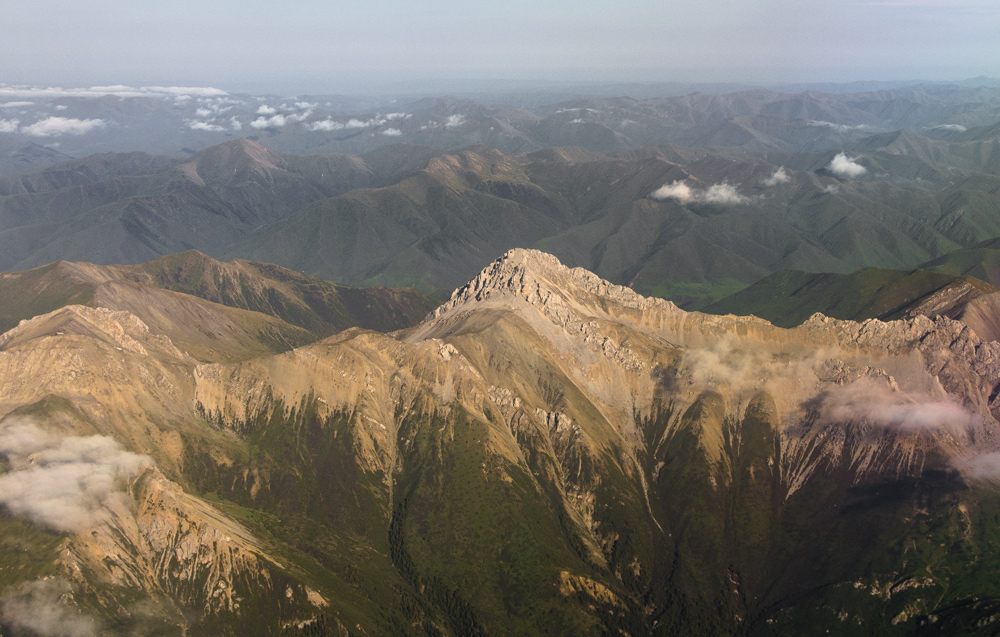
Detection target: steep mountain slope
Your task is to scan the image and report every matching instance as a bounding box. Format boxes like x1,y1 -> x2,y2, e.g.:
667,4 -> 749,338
3,249 -> 1000,635
0,306 -> 345,635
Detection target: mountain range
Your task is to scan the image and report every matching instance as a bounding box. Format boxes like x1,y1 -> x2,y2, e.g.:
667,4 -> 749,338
2,249 -> 1000,635
4,81 -> 1000,163
4,122 -> 1000,308
4,80 -> 1000,635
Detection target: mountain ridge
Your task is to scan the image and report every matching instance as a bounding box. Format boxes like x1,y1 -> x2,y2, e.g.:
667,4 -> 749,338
3,248 -> 1000,633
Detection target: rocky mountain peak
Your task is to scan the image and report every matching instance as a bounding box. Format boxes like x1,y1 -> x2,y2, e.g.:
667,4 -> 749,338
429,248 -> 676,320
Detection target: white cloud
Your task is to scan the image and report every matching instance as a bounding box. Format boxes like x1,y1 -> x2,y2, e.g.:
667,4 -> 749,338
929,124 -> 967,132
822,184 -> 840,194
346,117 -> 376,128
701,183 -> 749,205
256,105 -> 276,115
0,101 -> 33,108
827,152 -> 867,178
21,117 -> 106,137
0,419 -> 150,533
817,377 -> 975,431
250,108 -> 313,129
650,181 -> 694,203
955,451 -> 1000,480
230,117 -> 243,131
570,118 -> 584,124
251,115 -> 286,129
305,113 -> 407,132
650,180 -> 748,205
808,120 -> 871,133
54,104 -> 67,110
445,114 -> 465,128
295,101 -> 318,110
0,119 -> 19,133
1,579 -> 99,637
306,119 -> 346,132
382,128 -> 403,136
188,120 -> 226,132
194,107 -> 212,117
762,166 -> 790,187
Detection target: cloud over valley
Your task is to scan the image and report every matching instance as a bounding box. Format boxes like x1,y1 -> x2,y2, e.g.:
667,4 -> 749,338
828,152 -> 867,178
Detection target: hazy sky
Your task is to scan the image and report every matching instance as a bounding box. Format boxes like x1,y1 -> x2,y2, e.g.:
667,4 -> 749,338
2,0 -> 998,93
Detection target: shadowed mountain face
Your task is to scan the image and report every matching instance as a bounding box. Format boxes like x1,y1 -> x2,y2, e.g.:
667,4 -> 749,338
5,133 -> 1000,309
2,249 -> 1000,635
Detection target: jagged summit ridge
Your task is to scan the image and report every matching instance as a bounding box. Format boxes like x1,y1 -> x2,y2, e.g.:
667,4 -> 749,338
431,248 -> 679,321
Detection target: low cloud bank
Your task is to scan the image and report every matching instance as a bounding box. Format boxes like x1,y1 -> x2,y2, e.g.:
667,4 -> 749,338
828,152 -> 866,178
0,119 -> 19,133
0,419 -> 150,533
651,181 -> 748,205
955,451 -> 1000,480
21,117 -> 105,137
817,377 -> 974,431
0,84 -> 227,99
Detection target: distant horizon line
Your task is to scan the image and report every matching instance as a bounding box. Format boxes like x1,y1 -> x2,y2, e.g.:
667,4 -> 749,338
2,74 -> 999,99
